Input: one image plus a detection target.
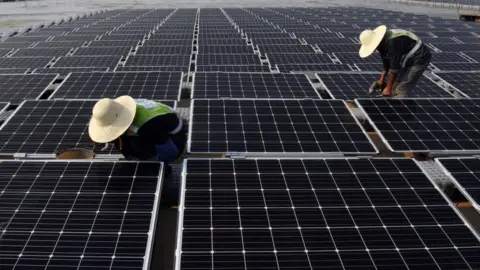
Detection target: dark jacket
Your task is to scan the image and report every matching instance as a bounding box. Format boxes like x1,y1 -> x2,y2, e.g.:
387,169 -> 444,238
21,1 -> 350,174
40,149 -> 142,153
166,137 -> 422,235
378,35 -> 431,73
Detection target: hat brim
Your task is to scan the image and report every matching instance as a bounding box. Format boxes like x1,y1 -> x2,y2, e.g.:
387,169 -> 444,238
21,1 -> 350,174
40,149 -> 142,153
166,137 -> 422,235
88,96 -> 136,143
359,25 -> 387,58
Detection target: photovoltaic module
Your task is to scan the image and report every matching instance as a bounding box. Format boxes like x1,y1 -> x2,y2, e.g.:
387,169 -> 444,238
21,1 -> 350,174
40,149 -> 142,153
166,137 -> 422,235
53,71 -> 183,100
0,160 -> 163,270
177,158 -> 480,270
189,99 -> 377,154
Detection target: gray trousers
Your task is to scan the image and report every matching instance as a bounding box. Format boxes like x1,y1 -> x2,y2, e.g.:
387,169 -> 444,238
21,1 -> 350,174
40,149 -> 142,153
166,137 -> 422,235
392,64 -> 429,98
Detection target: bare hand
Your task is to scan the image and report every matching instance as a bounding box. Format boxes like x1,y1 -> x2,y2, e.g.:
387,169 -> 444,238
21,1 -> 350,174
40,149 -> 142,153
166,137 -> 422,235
382,87 -> 392,96
377,80 -> 384,89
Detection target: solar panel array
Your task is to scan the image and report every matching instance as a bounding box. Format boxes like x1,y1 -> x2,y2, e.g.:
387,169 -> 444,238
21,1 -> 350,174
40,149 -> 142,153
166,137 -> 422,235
192,72 -> 320,99
437,157 -> 480,210
189,99 -> 377,154
2,6 -> 480,270
53,71 -> 183,100
397,0 -> 480,8
357,98 -> 480,153
0,102 -> 9,113
0,160 -> 163,270
433,72 -> 480,98
178,158 -> 480,270
0,74 -> 58,104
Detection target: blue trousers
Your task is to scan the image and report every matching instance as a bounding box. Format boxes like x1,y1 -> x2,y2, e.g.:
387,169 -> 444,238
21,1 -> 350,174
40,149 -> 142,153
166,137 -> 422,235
148,143 -> 181,206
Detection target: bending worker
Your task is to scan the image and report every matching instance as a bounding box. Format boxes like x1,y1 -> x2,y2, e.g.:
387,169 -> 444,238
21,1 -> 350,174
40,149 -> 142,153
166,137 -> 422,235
359,25 -> 432,97
88,96 -> 186,205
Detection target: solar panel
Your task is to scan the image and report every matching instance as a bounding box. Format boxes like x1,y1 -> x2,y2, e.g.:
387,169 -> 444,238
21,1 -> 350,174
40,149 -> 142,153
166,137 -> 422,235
317,44 -> 360,53
135,46 -> 192,55
317,72 -> 453,100
115,66 -> 189,72
0,49 -> 13,57
34,41 -> 88,48
197,45 -> 254,54
295,32 -> 342,38
421,37 -> 459,43
250,38 -> 302,45
266,53 -> 334,65
178,157 -> 480,270
334,52 -> 381,64
71,46 -> 132,56
32,67 -> 109,75
0,100 -> 175,154
0,42 -> 34,49
257,44 -> 316,54
354,63 -> 384,71
238,29 -> 280,33
196,39 -> 246,46
24,31 -> 66,37
151,33 -> 194,39
246,33 -> 293,39
88,40 -> 140,47
431,43 -> 480,52
460,51 -> 480,62
192,72 -> 320,99
0,57 -> 53,68
154,30 -> 194,34
74,28 -> 112,34
52,56 -> 122,68
0,68 -> 29,74
431,52 -> 473,63
431,31 -> 475,37
10,48 -> 72,57
431,63 -> 480,71
189,99 -> 376,154
433,72 -> 480,98
100,34 -> 146,41
49,35 -> 99,42
196,54 -> 261,65
3,36 -> 50,43
437,157 -> 480,211
198,33 -> 243,39
143,39 -> 192,46
196,65 -> 270,72
356,98 -> 480,153
0,74 -> 58,104
454,37 -> 480,43
304,37 -> 356,45
0,102 -> 9,113
112,30 -> 151,35
276,64 -> 353,72
0,160 -> 162,270
53,71 -> 183,100
124,55 -> 190,66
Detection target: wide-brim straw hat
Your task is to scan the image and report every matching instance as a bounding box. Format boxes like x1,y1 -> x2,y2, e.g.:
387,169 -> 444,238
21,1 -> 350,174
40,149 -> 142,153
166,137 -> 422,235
359,25 -> 387,58
88,96 -> 136,143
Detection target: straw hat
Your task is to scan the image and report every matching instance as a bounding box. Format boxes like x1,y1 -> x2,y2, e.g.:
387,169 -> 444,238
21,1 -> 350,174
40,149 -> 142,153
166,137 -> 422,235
88,96 -> 136,143
359,25 -> 387,58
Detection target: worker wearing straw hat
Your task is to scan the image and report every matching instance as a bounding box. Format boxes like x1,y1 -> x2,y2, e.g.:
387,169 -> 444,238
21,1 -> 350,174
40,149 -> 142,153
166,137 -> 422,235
88,96 -> 186,205
359,25 -> 432,97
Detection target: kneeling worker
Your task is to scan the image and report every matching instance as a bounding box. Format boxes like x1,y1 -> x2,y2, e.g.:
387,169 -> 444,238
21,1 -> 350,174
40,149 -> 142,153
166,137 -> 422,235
359,25 -> 432,97
88,96 -> 186,205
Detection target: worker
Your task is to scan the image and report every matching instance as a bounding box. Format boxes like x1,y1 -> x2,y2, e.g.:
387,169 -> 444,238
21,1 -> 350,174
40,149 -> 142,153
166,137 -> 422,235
359,25 -> 432,97
88,96 -> 186,205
